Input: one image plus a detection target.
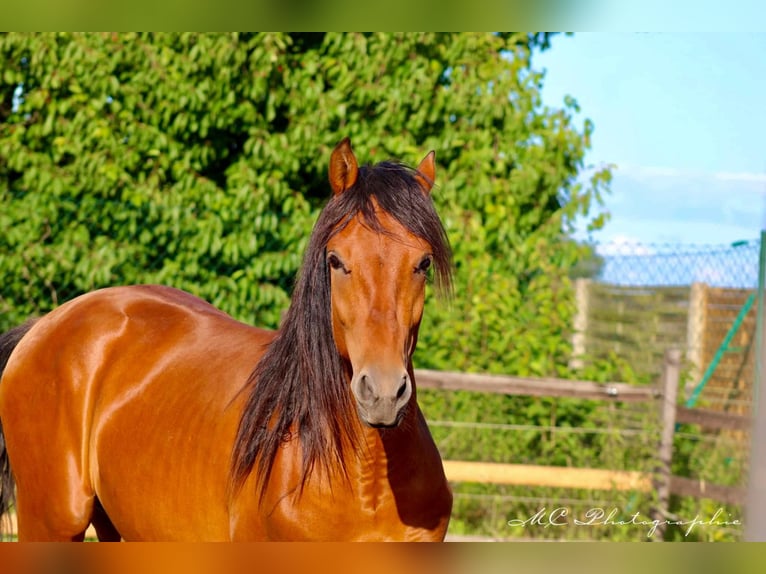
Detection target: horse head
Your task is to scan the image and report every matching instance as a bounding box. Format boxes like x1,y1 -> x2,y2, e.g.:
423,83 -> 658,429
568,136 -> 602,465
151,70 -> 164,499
326,138 -> 439,428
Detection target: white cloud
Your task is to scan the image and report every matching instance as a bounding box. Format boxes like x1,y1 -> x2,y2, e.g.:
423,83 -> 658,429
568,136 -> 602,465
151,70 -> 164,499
617,164 -> 697,179
595,234 -> 656,256
615,163 -> 766,191
713,171 -> 766,184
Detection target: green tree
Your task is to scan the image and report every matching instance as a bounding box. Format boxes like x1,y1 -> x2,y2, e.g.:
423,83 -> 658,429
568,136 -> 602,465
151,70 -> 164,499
0,32 -> 609,371
568,241 -> 605,279
1,31 -> 617,540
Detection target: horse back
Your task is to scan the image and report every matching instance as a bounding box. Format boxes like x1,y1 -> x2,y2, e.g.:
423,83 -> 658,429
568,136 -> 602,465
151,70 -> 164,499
0,285 -> 273,540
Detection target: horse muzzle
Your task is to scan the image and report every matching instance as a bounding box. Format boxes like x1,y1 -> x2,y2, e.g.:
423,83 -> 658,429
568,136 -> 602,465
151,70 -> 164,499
351,368 -> 412,428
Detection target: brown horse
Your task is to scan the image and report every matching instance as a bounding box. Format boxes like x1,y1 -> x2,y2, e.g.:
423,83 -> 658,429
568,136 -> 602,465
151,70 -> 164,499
0,139 -> 453,541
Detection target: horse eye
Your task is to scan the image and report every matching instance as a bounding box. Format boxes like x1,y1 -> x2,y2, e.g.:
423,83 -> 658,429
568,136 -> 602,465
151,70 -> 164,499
416,256 -> 433,274
327,253 -> 347,272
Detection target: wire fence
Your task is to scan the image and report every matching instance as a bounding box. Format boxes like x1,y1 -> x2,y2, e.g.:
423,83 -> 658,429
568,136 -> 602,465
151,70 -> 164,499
430,238 -> 759,541
596,240 -> 760,288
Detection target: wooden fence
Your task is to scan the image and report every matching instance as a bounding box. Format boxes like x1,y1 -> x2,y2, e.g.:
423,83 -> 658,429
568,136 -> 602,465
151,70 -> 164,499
573,280 -> 757,413
415,350 -> 750,527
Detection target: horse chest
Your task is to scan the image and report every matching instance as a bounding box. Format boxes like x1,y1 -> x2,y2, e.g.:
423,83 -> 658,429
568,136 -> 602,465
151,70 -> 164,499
239,435 -> 450,541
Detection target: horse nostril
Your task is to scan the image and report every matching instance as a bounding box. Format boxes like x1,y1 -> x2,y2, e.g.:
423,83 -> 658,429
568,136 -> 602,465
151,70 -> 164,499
357,374 -> 375,402
396,377 -> 408,399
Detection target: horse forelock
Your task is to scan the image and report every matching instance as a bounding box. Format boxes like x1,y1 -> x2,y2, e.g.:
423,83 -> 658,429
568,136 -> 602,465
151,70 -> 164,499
230,160 -> 453,499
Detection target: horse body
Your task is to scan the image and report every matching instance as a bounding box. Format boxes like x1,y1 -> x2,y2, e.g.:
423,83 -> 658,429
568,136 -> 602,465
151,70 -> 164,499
0,139 -> 453,541
1,285 -> 258,540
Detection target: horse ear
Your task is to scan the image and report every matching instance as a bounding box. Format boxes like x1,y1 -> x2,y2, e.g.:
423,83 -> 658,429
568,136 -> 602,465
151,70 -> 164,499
414,151 -> 436,195
329,137 -> 359,195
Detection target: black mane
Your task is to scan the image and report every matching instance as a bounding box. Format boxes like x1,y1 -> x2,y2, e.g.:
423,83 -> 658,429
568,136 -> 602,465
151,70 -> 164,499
230,160 -> 452,497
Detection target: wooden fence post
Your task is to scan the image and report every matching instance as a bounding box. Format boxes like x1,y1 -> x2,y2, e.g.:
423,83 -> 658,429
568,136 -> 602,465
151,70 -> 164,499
686,282 -> 707,393
652,348 -> 681,541
570,278 -> 590,370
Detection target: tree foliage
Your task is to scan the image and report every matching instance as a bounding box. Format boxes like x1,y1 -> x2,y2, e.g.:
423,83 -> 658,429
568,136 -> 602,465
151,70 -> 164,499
1,33 -> 609,377
0,31 -> 624,539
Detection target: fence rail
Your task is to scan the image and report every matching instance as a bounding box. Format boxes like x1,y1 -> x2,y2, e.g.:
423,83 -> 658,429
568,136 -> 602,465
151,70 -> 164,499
415,369 -> 659,402
415,356 -> 749,511
415,368 -> 751,431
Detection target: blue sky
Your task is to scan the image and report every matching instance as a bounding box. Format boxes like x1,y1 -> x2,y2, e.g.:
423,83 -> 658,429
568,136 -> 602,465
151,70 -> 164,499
535,32 -> 766,248
581,0 -> 766,32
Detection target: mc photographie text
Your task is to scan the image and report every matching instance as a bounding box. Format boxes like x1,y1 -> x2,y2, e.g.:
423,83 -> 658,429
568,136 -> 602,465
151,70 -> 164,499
507,507 -> 741,538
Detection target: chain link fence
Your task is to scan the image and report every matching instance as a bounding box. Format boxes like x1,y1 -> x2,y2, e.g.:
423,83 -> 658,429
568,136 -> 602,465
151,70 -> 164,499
436,238 -> 759,541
